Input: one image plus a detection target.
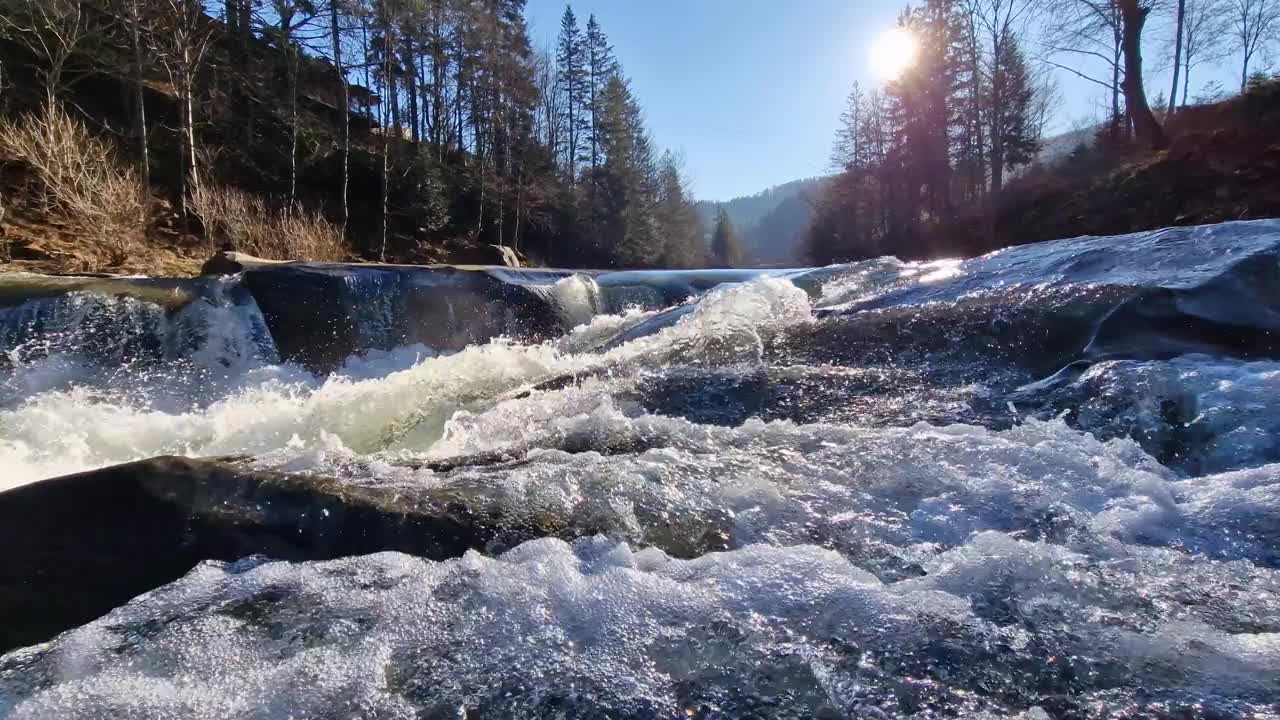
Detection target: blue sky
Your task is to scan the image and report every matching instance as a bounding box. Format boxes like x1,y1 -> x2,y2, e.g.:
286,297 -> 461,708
525,0 -> 1249,203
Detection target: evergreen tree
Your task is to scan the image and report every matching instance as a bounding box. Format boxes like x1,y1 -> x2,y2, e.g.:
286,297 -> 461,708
582,13 -> 616,248
711,207 -> 744,267
654,151 -> 705,268
0,0 -> 701,269
555,6 -> 587,184
585,15 -> 617,176
990,30 -> 1039,175
594,74 -> 658,266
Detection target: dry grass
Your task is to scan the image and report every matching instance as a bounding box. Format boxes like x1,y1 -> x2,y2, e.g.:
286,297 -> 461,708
0,106 -> 147,265
189,182 -> 346,262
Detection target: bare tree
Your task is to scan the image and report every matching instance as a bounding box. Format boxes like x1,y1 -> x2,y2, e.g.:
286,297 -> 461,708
0,0 -> 89,108
968,0 -> 1038,190
534,46 -> 563,158
375,0 -> 389,261
148,0 -> 215,223
1040,0 -> 1168,145
329,0 -> 350,230
1029,65 -> 1063,140
1180,0 -> 1230,104
119,0 -> 150,188
958,6 -> 988,198
1168,0 -> 1185,113
1228,0 -> 1280,91
1118,0 -> 1168,148
1039,0 -> 1126,137
259,0 -> 324,206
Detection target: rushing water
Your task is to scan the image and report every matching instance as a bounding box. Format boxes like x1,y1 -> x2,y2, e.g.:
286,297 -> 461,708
2,222 -> 1280,718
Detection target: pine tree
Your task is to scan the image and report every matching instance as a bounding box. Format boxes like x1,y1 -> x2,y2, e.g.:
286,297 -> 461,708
0,0 -> 691,269
990,30 -> 1039,178
582,13 -> 616,248
555,6 -> 587,184
585,15 -> 616,177
711,207 -> 744,267
590,74 -> 654,265
881,3 -> 959,239
654,151 -> 705,268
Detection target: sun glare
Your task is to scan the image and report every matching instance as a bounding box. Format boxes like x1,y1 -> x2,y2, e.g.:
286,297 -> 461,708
869,28 -> 919,81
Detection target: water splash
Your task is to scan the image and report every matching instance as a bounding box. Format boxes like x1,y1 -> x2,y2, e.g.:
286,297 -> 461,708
5,222 -> 1280,718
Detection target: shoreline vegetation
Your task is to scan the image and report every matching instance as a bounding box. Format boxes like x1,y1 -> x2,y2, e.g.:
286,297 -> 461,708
0,0 -> 1277,277
0,0 -> 715,276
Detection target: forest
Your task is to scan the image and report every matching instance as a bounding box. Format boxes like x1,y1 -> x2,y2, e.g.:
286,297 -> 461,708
1,0 -> 1278,272
805,0 -> 1280,265
0,0 -> 722,271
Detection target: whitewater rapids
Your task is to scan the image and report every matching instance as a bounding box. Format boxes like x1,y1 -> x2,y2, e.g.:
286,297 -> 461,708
2,221 -> 1280,718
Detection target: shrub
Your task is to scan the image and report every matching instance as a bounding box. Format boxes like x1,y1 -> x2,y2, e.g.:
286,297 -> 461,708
0,106 -> 147,265
189,182 -> 346,262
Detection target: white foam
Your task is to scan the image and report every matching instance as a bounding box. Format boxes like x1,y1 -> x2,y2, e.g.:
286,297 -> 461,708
1027,355 -> 1280,473
0,277 -> 813,489
3,535 -> 1276,718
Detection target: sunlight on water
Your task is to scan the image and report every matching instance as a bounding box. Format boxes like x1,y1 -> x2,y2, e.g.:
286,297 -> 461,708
4,221 -> 1280,718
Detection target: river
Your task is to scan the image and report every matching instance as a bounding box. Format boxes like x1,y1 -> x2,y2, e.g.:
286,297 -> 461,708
1,221 -> 1279,718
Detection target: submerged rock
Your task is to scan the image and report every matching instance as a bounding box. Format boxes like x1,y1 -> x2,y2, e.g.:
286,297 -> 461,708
0,456 -> 574,653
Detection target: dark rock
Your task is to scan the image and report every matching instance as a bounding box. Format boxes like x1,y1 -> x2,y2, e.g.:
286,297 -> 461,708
0,456 -> 545,654
200,250 -> 283,275
238,263 -> 371,371
7,238 -> 55,261
238,263 -> 578,370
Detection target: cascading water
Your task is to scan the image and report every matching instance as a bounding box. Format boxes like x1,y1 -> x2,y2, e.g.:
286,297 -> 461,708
2,221 -> 1280,719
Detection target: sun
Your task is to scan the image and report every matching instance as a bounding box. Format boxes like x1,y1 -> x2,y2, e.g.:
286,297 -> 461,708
869,27 -> 920,81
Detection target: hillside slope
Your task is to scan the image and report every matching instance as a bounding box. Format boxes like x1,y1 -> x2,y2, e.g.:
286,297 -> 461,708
950,82 -> 1280,258
804,79 -> 1280,264
695,177 -> 827,265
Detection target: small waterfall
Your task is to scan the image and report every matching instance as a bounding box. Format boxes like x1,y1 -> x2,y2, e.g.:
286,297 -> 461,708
343,270 -> 409,351
521,274 -> 604,330
173,277 -> 280,375
0,276 -> 277,405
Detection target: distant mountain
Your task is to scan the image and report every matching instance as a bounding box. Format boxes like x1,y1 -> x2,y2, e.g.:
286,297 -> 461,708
696,177 -> 829,266
701,127 -> 1093,267
1035,125 -> 1095,166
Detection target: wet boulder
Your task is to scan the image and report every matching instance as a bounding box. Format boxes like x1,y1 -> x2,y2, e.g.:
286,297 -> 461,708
0,456 -> 548,653
199,251 -> 284,275
237,263 -> 582,371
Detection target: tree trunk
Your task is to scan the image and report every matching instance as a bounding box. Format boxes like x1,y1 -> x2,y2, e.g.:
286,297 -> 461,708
990,42 -> 1005,193
1182,53 -> 1192,106
277,8 -> 300,208
1118,0 -> 1168,150
129,0 -> 150,188
430,8 -> 445,152
404,37 -> 419,145
177,72 -> 196,230
184,83 -> 198,200
379,0 -> 390,262
514,179 -> 523,251
238,0 -> 252,149
417,53 -> 427,144
1110,40 -> 1122,141
1169,0 -> 1184,114
968,21 -> 985,198
476,154 -> 486,236
289,50 -> 298,207
360,23 -> 374,125
389,68 -> 400,134
330,0 -> 349,230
